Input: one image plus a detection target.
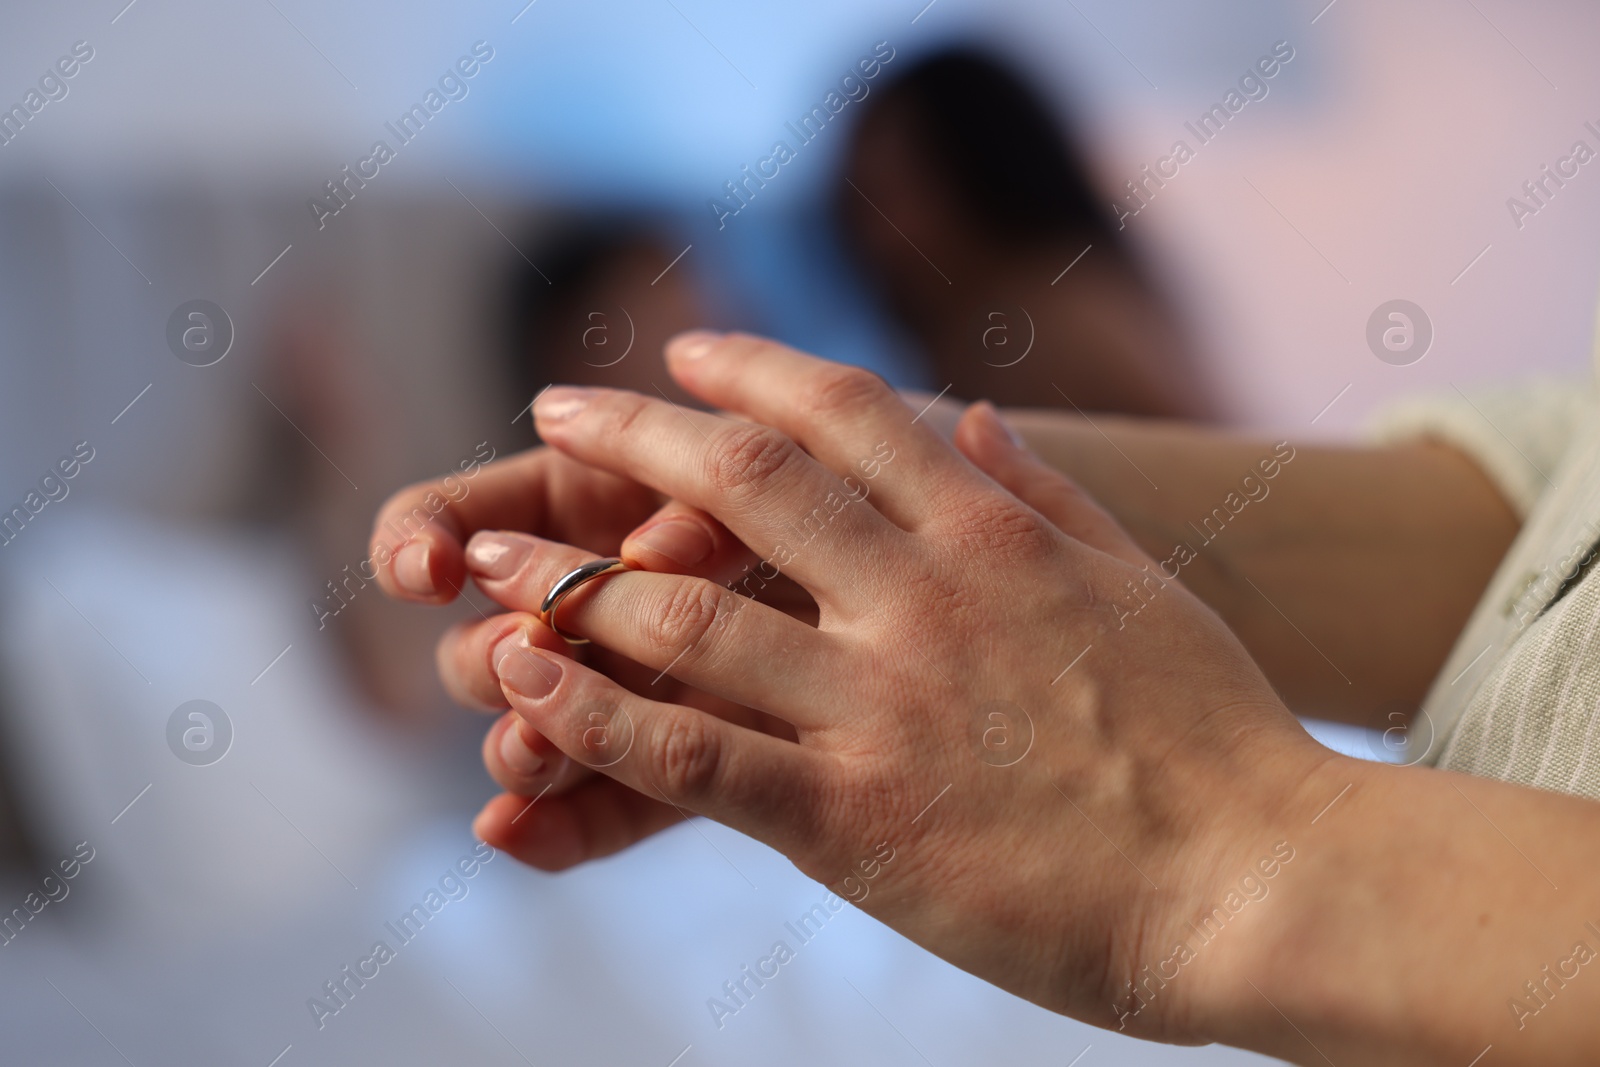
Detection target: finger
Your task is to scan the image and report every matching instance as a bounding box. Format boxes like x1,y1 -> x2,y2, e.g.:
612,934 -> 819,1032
482,712 -> 588,797
473,779 -> 684,871
463,529 -> 594,618
436,612 -> 570,712
897,387 -> 965,442
622,501 -> 815,618
954,401 -> 1150,568
460,531 -> 832,723
471,536 -> 842,727
662,331 -> 989,529
531,385 -> 903,611
613,499 -> 751,582
497,644 -> 828,853
370,446 -> 658,604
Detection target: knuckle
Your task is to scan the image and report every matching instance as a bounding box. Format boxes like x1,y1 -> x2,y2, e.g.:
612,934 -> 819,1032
947,498 -> 1057,565
706,424 -> 801,500
798,365 -> 888,419
649,710 -> 723,801
642,580 -> 725,659
605,391 -> 653,439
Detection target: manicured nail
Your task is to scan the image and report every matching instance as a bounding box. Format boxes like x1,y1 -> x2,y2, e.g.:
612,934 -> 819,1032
393,541 -> 435,597
499,719 -> 546,778
668,329 -> 722,360
495,634 -> 560,701
466,531 -> 532,581
535,387 -> 590,422
631,519 -> 713,568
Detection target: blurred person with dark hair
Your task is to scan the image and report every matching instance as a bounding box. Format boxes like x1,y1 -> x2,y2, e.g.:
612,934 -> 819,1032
838,47 -> 1213,417
501,219 -> 733,421
502,52 -> 1213,427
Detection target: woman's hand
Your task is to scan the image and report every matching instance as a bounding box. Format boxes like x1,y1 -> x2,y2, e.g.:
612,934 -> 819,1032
469,331 -> 1340,1040
370,444 -> 661,608
372,427 -> 820,845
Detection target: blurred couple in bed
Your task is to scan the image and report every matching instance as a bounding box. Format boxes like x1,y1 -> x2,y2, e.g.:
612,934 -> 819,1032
504,46 -> 1215,429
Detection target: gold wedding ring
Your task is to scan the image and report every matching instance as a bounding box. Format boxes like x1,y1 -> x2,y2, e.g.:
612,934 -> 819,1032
539,557 -> 633,644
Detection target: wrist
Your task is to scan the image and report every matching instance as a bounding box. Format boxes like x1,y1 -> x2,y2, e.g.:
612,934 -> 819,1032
1167,746 -> 1369,1056
1195,754 -> 1474,1065
1103,721 -> 1342,1047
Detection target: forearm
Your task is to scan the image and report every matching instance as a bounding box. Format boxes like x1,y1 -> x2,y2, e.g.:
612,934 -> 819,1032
1003,410 -> 1519,722
1208,755 -> 1600,1065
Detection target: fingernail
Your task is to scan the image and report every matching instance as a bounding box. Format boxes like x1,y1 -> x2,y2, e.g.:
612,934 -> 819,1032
466,531 -> 532,581
495,634 -> 560,701
394,541 -> 435,597
535,387 -> 590,422
631,519 -> 713,568
499,719 -> 546,778
668,329 -> 722,360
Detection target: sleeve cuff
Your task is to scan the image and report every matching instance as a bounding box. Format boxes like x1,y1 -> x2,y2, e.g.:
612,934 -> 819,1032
1367,379 -> 1595,520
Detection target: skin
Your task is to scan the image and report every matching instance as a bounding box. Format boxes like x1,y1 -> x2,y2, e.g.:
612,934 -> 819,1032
1003,410 -> 1522,725
370,334 -> 1600,1063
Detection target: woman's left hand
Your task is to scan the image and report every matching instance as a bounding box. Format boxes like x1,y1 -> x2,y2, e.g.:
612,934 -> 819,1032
466,331 -> 1342,1040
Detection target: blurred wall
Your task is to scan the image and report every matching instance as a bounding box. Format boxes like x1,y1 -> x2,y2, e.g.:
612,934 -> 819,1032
4,0 -> 1594,449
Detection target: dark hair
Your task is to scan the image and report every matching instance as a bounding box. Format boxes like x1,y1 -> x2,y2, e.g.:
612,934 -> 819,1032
865,48 -> 1123,248
498,216 -> 668,417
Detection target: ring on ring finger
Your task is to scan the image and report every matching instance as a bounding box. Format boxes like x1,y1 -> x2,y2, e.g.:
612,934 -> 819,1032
539,557 -> 635,644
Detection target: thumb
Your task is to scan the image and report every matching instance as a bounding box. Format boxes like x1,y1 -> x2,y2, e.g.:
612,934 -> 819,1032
954,401 -> 1151,568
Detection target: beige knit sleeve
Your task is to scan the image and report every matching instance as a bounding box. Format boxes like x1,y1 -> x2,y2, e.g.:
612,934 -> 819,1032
1368,379 -> 1596,520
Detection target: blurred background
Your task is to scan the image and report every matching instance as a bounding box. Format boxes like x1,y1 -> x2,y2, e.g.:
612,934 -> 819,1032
0,0 -> 1595,1063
